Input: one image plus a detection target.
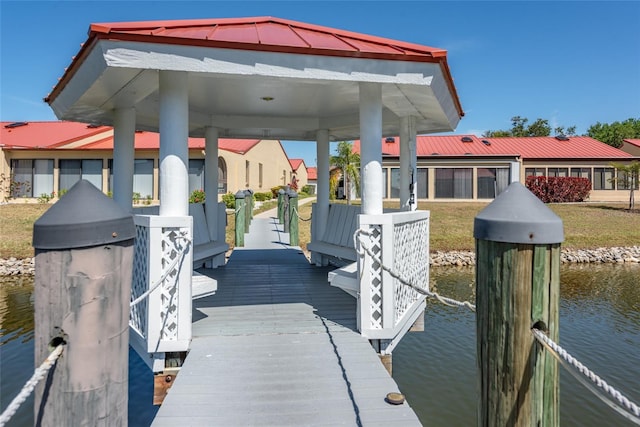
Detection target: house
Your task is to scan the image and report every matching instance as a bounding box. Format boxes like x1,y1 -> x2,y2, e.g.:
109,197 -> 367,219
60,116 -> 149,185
0,121 -> 302,202
306,167 -> 317,194
354,134 -> 639,202
288,158 -> 309,191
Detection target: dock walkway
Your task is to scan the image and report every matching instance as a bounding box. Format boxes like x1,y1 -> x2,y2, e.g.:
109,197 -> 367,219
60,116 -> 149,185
151,213 -> 421,426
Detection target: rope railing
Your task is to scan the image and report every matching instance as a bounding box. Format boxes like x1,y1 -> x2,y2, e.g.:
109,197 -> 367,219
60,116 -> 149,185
292,206 -> 312,222
0,344 -> 65,427
354,228 -> 638,425
130,232 -> 192,307
354,228 -> 476,311
532,328 -> 640,425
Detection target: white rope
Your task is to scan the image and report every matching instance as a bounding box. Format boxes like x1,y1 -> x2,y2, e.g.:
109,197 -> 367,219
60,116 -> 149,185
532,328 -> 640,425
130,233 -> 192,307
353,228 -> 476,311
0,344 -> 64,426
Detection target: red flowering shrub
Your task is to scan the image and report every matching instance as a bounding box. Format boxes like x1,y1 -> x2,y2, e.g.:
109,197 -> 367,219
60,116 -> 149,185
525,176 -> 591,203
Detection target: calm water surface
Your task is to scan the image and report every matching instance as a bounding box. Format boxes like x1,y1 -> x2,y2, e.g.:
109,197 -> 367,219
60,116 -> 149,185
1,264 -> 638,426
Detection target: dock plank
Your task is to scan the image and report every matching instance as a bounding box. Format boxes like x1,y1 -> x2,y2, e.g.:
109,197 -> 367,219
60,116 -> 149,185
152,216 -> 421,426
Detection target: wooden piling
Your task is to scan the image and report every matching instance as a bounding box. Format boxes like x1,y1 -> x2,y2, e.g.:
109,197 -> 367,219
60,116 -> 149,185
474,182 -> 562,427
244,190 -> 252,231
235,190 -> 246,247
32,180 -> 135,427
277,188 -> 285,224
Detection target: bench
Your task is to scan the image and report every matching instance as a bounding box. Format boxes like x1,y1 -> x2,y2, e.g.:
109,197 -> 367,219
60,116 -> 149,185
307,203 -> 361,266
133,203 -> 229,269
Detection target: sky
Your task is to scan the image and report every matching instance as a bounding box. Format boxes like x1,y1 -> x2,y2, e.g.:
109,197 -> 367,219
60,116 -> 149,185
1,1 -> 639,166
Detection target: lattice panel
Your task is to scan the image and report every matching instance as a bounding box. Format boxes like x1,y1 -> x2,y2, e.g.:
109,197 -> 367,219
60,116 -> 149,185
368,225 -> 383,329
158,227 -> 185,341
393,218 -> 429,325
130,224 -> 149,337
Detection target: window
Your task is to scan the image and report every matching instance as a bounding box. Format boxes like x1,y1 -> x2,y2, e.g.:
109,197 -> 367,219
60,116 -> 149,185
59,159 -> 102,192
245,161 -> 250,187
525,168 -> 545,177
593,168 -> 614,190
259,163 -> 263,188
188,159 -> 205,194
382,168 -> 388,198
10,159 -> 53,197
218,157 -> 227,194
435,168 -> 472,199
133,159 -> 154,198
571,168 -> 592,183
618,170 -> 640,190
477,168 -> 510,199
548,168 -> 568,177
416,168 -> 428,199
390,168 -> 400,198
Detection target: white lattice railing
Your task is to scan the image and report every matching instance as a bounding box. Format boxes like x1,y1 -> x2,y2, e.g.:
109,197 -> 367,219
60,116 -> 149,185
357,210 -> 429,340
131,215 -> 193,356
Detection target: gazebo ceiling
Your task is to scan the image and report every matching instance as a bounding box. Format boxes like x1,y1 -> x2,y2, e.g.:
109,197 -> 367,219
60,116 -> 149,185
46,16 -> 463,141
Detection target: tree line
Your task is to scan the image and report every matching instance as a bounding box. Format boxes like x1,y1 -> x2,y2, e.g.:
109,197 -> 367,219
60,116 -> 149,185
484,116 -> 640,149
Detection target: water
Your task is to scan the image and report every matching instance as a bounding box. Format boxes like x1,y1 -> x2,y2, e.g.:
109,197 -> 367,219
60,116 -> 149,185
1,264 -> 639,426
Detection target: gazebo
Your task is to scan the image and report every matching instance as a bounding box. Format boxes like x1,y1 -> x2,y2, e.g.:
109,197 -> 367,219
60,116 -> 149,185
46,16 -> 463,369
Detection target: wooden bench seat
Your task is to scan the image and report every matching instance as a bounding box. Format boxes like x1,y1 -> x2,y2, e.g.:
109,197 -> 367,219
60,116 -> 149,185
327,262 -> 358,298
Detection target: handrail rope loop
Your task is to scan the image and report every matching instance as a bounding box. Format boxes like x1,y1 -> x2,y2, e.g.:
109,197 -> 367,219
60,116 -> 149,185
130,232 -> 192,307
0,344 -> 65,426
532,328 -> 640,425
292,206 -> 312,221
353,229 -> 476,311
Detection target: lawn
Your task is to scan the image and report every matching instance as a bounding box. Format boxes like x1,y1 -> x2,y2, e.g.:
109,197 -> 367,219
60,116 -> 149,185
1,200 -> 638,259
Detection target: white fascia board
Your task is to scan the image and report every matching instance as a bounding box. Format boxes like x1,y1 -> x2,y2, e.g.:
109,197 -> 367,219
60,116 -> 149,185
100,40 -> 440,86
206,114 -> 320,131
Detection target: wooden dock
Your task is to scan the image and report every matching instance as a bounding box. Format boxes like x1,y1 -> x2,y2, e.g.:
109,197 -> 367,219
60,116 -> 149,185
151,215 -> 422,426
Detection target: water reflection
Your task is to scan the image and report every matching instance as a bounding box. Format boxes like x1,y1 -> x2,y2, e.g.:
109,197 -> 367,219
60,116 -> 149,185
0,276 -> 34,347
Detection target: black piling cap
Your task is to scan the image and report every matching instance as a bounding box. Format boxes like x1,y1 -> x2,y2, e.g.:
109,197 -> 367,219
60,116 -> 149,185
33,180 -> 136,250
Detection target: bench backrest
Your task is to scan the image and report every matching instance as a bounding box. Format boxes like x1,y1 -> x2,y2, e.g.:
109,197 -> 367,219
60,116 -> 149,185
321,204 -> 361,249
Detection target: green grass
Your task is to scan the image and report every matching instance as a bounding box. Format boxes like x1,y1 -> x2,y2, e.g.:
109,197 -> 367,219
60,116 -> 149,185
2,201 -> 638,259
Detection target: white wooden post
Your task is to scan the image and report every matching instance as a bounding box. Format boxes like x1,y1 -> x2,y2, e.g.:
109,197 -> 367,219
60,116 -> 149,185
159,70 -> 189,217
113,107 -> 135,212
359,82 -> 383,216
399,116 -> 417,211
312,129 -> 330,266
205,126 -> 219,240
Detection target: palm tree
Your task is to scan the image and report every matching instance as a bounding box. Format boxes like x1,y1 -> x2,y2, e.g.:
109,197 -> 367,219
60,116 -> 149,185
330,141 -> 360,205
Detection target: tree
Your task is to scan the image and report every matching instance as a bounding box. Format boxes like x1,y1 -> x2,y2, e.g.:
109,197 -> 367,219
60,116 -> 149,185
330,141 -> 360,205
483,116 -> 569,137
587,118 -> 640,148
611,161 -> 640,210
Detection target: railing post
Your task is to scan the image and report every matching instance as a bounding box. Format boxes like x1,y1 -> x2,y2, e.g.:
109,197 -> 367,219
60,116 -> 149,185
474,182 -> 562,427
244,189 -> 252,231
288,189 -> 299,246
277,188 -> 285,224
283,190 -> 290,233
32,180 -> 135,426
235,190 -> 246,247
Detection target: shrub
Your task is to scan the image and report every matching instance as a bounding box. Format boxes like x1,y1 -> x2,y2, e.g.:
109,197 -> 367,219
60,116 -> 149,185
37,192 -> 55,204
301,185 -> 315,195
189,189 -> 205,203
525,176 -> 591,203
254,192 -> 273,202
270,186 -> 285,198
222,192 -> 236,209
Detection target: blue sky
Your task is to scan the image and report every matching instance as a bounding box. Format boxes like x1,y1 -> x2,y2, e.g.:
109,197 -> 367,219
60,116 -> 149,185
1,1 -> 639,166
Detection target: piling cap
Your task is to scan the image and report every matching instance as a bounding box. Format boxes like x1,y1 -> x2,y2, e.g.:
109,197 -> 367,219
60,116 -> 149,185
235,190 -> 246,199
474,182 -> 564,244
287,189 -> 298,198
33,180 -> 135,250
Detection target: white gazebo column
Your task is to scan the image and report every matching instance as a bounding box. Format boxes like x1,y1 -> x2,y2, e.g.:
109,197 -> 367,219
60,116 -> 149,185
399,116 -> 417,211
359,82 -> 383,215
312,129 -> 330,265
159,71 -> 189,217
112,107 -> 135,212
204,126 -> 219,240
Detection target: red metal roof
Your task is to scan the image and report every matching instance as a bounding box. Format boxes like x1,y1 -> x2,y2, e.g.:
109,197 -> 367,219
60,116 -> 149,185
89,16 -> 447,61
1,121 -> 111,149
624,139 -> 640,148
46,17 -> 463,119
353,135 -> 634,159
307,167 -> 317,180
289,159 -> 304,171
